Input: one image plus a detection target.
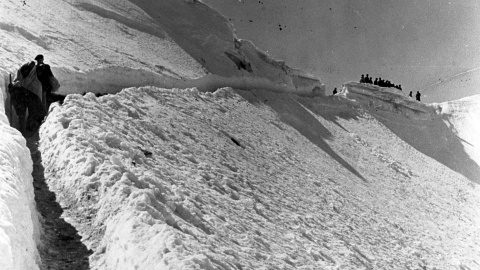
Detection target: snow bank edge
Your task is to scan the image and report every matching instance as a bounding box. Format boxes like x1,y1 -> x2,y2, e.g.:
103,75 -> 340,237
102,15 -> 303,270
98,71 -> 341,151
0,87 -> 41,270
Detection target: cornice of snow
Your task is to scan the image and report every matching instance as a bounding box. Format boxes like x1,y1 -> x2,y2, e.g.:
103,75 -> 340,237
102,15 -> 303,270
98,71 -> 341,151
340,82 -> 436,120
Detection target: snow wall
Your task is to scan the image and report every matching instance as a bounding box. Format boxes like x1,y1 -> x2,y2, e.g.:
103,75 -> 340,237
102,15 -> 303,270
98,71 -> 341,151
0,85 -> 41,270
341,82 -> 480,183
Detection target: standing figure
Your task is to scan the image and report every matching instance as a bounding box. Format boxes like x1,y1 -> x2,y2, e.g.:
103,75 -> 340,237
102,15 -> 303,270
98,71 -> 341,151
416,91 -> 421,101
333,87 -> 338,95
409,91 -> 413,97
360,74 -> 365,83
35,54 -> 60,110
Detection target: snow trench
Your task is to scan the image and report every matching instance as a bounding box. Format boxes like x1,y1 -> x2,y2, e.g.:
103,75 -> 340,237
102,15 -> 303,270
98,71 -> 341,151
0,86 -> 41,270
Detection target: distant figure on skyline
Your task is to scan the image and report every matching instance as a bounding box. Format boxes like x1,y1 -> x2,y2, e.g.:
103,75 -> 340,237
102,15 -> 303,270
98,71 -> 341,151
360,74 -> 365,83
409,91 -> 412,97
365,74 -> 371,84
333,87 -> 338,95
416,91 -> 421,101
374,78 -> 378,85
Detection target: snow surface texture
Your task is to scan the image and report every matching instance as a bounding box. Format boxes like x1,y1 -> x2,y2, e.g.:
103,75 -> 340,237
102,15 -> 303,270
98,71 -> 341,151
39,87 -> 480,269
0,87 -> 41,270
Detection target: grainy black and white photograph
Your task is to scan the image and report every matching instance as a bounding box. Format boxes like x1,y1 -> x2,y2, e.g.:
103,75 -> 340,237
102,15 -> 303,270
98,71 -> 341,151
0,0 -> 479,269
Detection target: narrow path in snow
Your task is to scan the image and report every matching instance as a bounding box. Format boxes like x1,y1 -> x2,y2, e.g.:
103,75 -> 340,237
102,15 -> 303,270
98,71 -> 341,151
26,133 -> 92,270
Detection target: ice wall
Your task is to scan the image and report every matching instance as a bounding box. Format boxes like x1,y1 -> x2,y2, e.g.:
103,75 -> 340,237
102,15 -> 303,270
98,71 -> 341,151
0,87 -> 40,270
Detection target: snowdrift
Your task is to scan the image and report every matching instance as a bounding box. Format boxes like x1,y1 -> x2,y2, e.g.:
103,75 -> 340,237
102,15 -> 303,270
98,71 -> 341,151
0,87 -> 40,270
341,82 -> 480,183
38,87 -> 480,269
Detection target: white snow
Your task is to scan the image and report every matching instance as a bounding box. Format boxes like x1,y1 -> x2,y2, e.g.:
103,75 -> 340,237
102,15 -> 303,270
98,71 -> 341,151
37,87 -> 480,269
341,82 -> 480,182
432,95 -> 480,173
0,0 -> 480,269
0,0 -> 324,96
0,87 -> 40,270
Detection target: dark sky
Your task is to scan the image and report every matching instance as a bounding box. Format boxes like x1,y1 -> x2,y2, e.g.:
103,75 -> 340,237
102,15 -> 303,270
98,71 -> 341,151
203,0 -> 480,101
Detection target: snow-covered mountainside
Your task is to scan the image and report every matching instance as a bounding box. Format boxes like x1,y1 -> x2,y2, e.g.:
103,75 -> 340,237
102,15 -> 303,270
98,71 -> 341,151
341,83 -> 480,183
37,87 -> 480,269
422,68 -> 480,103
1,0 -> 480,269
0,0 -> 324,96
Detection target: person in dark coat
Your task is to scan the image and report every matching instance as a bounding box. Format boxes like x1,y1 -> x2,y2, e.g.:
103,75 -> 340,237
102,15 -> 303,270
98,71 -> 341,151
360,74 -> 365,83
409,91 -> 413,97
35,54 -> 59,109
8,84 -> 46,135
416,91 -> 421,101
378,78 -> 383,87
332,87 -> 338,95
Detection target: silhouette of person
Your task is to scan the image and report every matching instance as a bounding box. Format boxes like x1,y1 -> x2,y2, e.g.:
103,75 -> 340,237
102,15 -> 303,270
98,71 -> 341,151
374,78 -> 378,85
333,87 -> 338,95
360,74 -> 365,83
409,91 -> 412,97
35,54 -> 60,109
365,74 -> 370,84
416,91 -> 421,101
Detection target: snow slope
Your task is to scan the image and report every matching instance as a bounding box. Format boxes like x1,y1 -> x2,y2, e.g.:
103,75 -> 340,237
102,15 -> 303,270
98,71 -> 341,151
37,87 -> 480,269
421,68 -> 480,103
341,82 -> 480,183
432,95 -> 480,175
0,85 -> 40,269
1,0 -> 480,269
0,0 -> 324,96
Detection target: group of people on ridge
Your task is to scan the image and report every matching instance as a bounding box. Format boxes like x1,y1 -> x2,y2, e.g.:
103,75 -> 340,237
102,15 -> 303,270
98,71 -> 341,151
360,74 -> 402,90
359,74 -> 422,101
7,54 -> 61,135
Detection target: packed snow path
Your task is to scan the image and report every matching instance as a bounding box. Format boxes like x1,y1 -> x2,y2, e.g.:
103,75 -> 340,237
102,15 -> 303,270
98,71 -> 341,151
37,87 -> 480,270
27,133 -> 92,270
